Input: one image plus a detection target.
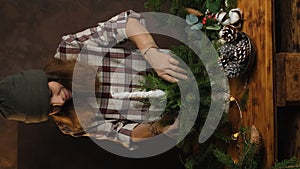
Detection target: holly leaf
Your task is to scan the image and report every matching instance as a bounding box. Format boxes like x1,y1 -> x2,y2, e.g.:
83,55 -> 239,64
206,24 -> 222,30
206,0 -> 222,13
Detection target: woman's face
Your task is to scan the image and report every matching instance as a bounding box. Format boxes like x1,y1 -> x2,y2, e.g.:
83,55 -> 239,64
48,81 -> 72,108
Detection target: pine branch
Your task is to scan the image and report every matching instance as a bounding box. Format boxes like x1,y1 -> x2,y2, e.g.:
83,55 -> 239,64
212,148 -> 235,167
240,89 -> 249,112
275,165 -> 300,169
272,157 -> 300,169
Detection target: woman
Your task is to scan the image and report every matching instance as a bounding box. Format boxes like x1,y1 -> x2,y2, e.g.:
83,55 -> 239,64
0,10 -> 185,149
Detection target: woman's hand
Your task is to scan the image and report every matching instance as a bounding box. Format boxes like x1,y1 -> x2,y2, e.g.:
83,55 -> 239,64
159,115 -> 180,139
143,47 -> 188,83
125,18 -> 187,83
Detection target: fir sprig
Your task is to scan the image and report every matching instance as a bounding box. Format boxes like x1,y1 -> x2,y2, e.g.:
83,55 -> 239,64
272,157 -> 300,169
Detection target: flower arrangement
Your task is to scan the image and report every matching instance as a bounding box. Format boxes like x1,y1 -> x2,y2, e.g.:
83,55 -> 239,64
185,7 -> 255,78
145,0 -> 255,78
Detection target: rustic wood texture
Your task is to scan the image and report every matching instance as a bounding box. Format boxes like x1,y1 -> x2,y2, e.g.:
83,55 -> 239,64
275,53 -> 286,106
285,53 -> 300,102
287,111 -> 300,158
276,53 -> 300,159
228,0 -> 275,167
276,53 -> 300,105
275,0 -> 300,161
275,0 -> 300,52
277,107 -> 300,160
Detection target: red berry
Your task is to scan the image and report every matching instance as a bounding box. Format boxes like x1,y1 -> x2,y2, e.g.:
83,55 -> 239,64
208,15 -> 212,19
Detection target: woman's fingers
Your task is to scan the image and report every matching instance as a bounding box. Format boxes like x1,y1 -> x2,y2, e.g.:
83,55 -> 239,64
158,73 -> 178,83
170,64 -> 187,74
165,69 -> 188,80
145,50 -> 189,83
156,69 -> 188,83
168,57 -> 180,65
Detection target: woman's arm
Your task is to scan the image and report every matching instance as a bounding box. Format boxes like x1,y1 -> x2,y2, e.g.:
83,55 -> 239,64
125,17 -> 157,50
54,10 -> 139,60
131,118 -> 179,142
126,18 -> 188,83
131,123 -> 155,142
54,10 -> 187,82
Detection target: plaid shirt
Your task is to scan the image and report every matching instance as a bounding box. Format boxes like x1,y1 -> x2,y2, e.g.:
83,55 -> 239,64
54,10 -> 163,149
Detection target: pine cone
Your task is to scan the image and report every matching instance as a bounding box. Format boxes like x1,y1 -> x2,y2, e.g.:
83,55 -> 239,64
218,32 -> 253,78
219,25 -> 239,43
218,43 -> 243,78
219,43 -> 236,61
235,37 -> 251,63
250,125 -> 263,154
218,58 -> 243,78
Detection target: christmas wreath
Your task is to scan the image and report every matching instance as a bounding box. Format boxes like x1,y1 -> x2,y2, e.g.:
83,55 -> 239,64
142,0 -> 299,168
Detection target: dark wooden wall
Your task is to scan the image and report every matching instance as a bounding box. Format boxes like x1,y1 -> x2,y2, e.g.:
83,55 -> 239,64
275,0 -> 300,161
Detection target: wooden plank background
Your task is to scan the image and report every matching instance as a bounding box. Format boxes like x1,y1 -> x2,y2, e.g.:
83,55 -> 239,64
276,0 -> 300,52
275,0 -> 300,161
229,0 -> 275,167
277,106 -> 300,160
285,53 -> 300,102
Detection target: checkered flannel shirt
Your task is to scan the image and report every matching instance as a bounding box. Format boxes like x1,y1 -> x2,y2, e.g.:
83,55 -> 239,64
54,10 -> 165,149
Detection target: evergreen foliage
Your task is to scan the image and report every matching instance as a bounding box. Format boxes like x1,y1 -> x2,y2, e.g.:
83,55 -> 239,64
143,0 -> 300,168
272,157 -> 300,169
